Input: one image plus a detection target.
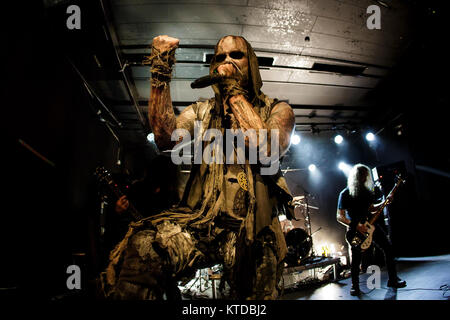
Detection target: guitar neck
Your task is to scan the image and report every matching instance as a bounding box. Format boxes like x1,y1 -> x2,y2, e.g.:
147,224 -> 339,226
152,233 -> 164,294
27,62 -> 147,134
125,204 -> 144,221
368,180 -> 402,225
107,181 -> 144,221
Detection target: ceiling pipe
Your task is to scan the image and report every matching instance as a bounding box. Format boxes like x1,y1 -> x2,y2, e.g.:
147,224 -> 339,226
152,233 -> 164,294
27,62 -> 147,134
67,57 -> 123,128
69,57 -> 123,167
120,44 -> 390,70
99,0 -> 147,129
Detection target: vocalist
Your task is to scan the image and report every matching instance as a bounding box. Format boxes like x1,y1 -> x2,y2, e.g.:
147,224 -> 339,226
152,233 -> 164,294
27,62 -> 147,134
100,35 -> 296,300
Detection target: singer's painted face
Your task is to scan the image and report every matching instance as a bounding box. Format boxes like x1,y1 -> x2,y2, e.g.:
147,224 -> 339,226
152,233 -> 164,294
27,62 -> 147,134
213,36 -> 249,87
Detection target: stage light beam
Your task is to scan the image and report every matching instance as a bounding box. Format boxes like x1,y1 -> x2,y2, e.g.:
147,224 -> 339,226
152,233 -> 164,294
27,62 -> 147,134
308,164 -> 316,172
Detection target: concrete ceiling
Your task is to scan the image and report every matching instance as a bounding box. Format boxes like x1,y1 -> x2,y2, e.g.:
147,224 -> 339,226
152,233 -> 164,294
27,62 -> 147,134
91,0 -> 414,144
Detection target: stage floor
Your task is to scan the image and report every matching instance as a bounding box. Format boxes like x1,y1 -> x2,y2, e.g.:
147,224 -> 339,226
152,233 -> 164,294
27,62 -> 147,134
281,254 -> 450,300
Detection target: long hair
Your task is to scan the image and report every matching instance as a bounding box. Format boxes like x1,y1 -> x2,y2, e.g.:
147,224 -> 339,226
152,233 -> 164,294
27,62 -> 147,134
347,164 -> 374,198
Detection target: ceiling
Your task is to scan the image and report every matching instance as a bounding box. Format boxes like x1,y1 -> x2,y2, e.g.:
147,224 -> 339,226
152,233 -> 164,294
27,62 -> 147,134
63,0 -> 416,147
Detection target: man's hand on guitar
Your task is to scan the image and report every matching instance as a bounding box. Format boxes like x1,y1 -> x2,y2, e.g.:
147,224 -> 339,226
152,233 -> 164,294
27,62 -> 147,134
115,195 -> 129,214
357,223 -> 369,234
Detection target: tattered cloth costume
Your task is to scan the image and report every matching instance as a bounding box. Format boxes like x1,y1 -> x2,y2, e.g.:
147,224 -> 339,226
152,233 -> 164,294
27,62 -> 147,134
100,37 -> 294,300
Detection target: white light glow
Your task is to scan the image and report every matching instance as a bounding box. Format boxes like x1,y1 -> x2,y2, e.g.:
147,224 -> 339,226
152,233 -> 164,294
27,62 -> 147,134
330,244 -> 336,254
334,135 -> 343,144
291,134 -> 301,145
147,133 -> 155,143
366,132 -> 375,141
308,164 -> 316,172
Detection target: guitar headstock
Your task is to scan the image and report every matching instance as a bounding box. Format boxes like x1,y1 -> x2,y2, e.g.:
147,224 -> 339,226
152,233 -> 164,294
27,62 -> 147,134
94,166 -> 113,185
395,174 -> 406,185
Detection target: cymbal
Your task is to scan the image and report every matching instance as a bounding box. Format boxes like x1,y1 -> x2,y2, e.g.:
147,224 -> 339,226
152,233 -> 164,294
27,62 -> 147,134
294,203 -> 319,210
292,196 -> 306,205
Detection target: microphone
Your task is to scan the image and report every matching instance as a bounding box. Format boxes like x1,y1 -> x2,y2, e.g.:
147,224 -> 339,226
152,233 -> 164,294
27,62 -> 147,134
190,74 -> 224,89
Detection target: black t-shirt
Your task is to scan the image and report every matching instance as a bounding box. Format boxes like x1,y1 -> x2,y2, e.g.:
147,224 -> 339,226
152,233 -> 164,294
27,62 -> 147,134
337,187 -> 382,230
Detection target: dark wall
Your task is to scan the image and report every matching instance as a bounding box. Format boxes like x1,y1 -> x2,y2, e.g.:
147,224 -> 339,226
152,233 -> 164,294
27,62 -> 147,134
369,0 -> 450,256
3,1 -> 120,297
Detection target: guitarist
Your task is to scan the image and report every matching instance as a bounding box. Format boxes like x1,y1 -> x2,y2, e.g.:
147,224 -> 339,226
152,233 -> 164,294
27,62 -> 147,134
336,164 -> 406,296
114,155 -> 180,217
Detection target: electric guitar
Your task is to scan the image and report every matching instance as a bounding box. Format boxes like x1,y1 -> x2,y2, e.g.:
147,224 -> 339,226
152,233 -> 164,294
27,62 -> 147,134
347,175 -> 406,252
94,166 -> 144,221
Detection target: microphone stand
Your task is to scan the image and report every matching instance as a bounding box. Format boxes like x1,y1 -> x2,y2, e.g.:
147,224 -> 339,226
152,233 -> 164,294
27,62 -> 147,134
304,191 -> 315,257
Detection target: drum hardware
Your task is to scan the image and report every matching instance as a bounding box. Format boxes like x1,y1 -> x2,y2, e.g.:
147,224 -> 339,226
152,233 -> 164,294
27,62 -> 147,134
181,265 -> 223,298
295,203 -> 319,210
285,228 -> 312,266
99,194 -> 108,238
285,192 -> 322,266
298,192 -> 317,256
181,268 -> 211,297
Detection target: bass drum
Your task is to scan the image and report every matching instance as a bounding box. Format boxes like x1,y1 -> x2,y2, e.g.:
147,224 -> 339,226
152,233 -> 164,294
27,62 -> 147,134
284,228 -> 312,266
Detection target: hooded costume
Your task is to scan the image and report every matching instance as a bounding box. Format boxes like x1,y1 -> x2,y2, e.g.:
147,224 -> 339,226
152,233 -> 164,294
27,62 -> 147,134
101,36 -> 295,300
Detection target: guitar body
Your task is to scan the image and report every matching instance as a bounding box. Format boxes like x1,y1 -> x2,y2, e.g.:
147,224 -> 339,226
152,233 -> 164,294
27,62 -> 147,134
361,222 -> 375,250
346,222 -> 375,252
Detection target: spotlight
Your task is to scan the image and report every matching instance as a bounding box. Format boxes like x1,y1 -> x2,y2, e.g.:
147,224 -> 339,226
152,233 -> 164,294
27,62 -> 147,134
308,164 -> 316,172
147,133 -> 155,143
365,132 -> 375,141
291,134 -> 301,145
338,162 -> 346,171
334,134 -> 343,144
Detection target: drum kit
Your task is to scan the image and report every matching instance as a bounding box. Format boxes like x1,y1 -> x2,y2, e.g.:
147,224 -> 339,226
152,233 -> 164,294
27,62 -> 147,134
284,193 -> 321,266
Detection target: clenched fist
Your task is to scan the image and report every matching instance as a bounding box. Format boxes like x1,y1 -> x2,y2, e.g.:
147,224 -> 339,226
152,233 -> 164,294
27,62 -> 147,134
152,35 -> 179,53
217,63 -> 237,77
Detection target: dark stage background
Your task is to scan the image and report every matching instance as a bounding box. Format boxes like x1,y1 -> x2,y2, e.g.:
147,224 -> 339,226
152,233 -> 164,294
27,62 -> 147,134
2,0 -> 450,299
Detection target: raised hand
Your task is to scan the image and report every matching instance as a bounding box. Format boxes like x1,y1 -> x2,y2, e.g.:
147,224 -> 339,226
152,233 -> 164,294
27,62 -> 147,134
217,63 -> 237,77
151,35 -> 179,53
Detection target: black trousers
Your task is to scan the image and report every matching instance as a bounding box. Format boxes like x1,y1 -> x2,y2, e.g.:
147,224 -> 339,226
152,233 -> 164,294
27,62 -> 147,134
349,225 -> 398,286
